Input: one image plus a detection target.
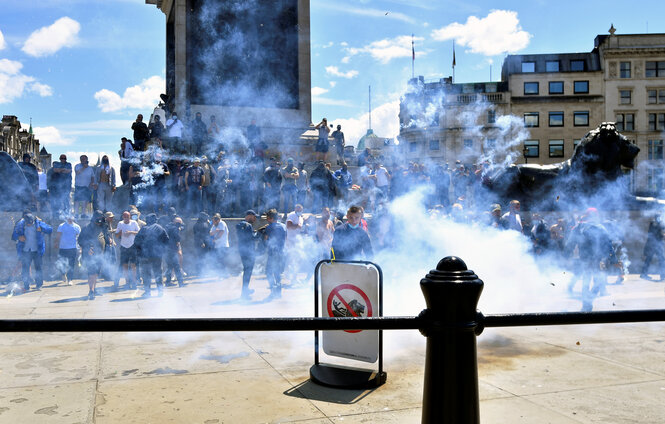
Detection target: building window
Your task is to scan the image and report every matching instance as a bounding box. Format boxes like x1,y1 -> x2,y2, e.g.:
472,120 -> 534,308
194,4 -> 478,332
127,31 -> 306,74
646,61 -> 665,77
485,139 -> 496,151
647,89 -> 665,104
524,112 -> 539,127
487,109 -> 496,124
649,113 -> 665,131
524,140 -> 539,158
574,111 -> 589,126
549,111 -> 564,127
570,60 -> 585,71
521,61 -> 535,73
615,113 -> 634,132
549,140 -> 564,158
429,140 -> 440,151
648,90 -> 657,104
573,139 -> 580,150
524,82 -> 539,95
463,139 -> 473,149
648,139 -> 664,160
574,81 -> 589,94
647,168 -> 664,192
619,90 -> 632,104
409,142 -> 417,152
549,81 -> 564,94
620,62 -> 631,78
545,60 -> 560,72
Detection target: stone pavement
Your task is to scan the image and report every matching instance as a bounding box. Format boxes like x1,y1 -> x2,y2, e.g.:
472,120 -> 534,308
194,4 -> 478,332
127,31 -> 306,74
0,272 -> 664,423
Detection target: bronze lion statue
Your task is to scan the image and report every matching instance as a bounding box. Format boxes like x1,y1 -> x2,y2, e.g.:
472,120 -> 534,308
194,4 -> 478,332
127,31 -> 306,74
484,122 -> 640,210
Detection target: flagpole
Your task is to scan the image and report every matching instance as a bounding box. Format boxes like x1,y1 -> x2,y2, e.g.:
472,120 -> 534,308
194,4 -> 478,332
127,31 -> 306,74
452,40 -> 456,83
411,34 -> 415,79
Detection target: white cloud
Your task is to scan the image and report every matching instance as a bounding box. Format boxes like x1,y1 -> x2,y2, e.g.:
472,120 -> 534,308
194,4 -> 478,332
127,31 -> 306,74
322,41 -> 333,48
340,42 -> 348,47
325,66 -> 358,79
341,56 -> 350,64
346,35 -> 424,64
33,126 -> 74,146
311,86 -> 329,96
431,10 -> 531,56
94,75 -> 165,113
332,100 -> 400,147
329,81 -> 337,88
0,30 -> 6,50
0,59 -> 53,104
22,17 -> 81,57
28,82 -> 53,97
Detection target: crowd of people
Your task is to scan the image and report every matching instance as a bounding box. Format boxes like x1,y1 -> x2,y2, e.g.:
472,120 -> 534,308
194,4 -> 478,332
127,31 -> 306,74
8,113 -> 664,309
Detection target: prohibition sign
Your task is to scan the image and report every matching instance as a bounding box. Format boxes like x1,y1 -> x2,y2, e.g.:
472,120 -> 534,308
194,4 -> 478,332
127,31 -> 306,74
326,283 -> 374,333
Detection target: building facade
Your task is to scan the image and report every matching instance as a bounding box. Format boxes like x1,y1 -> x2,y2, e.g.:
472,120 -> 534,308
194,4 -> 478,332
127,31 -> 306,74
0,115 -> 41,163
399,30 -> 665,195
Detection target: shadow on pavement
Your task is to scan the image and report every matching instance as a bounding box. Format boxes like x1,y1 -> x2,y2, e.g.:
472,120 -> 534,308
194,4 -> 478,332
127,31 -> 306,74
283,380 -> 374,404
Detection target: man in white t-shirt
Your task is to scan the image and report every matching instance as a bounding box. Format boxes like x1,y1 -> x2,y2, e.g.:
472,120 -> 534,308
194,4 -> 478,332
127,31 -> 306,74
115,211 -> 140,289
210,213 -> 229,276
374,162 -> 391,201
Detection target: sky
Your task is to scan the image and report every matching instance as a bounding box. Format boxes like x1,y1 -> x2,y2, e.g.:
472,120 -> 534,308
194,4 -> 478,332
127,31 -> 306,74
1,0 -> 664,165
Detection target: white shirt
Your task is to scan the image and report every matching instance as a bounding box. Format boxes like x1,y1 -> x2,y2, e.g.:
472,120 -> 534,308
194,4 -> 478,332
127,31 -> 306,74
375,167 -> 390,187
166,118 -> 184,138
286,211 -> 304,246
123,142 -> 135,158
74,163 -> 95,187
210,221 -> 229,248
116,220 -> 140,248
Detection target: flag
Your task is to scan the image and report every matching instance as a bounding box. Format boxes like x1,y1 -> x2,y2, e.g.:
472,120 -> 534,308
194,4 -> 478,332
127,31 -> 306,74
412,34 -> 415,61
452,41 -> 456,68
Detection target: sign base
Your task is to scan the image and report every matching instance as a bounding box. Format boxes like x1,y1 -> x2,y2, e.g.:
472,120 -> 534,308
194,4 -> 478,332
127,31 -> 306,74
309,363 -> 387,389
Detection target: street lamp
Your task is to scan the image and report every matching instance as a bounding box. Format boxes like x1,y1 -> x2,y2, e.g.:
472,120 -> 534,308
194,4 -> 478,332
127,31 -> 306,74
522,145 -> 529,164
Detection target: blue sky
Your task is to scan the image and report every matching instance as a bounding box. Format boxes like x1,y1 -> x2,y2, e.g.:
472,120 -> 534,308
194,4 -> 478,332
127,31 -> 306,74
0,0 -> 663,164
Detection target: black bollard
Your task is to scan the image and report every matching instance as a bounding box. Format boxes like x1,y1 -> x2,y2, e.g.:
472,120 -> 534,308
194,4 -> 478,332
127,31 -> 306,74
419,256 -> 484,424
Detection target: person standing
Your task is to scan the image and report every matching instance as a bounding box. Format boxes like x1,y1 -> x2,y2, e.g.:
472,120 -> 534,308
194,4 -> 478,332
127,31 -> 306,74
148,114 -> 164,140
640,215 -> 665,281
316,207 -> 335,260
331,205 -> 373,261
310,161 -> 334,212
284,204 -> 305,283
200,156 -> 216,213
74,155 -> 95,218
78,210 -> 108,300
236,210 -> 259,299
131,114 -> 150,151
184,158 -> 204,216
95,155 -> 116,212
333,163 -> 353,206
115,211 -> 140,290
263,208 -> 287,299
164,217 -> 185,287
331,124 -> 345,165
165,112 -> 184,152
134,213 -> 169,297
11,213 -> 53,291
54,215 -> 81,285
263,158 -> 282,211
314,118 -> 331,162
295,162 -> 309,210
501,200 -> 523,233
51,154 -> 73,216
281,158 -> 299,214
209,213 -> 229,277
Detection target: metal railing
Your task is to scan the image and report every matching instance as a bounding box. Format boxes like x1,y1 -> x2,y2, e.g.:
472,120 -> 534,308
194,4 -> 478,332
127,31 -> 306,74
2,256 -> 665,424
